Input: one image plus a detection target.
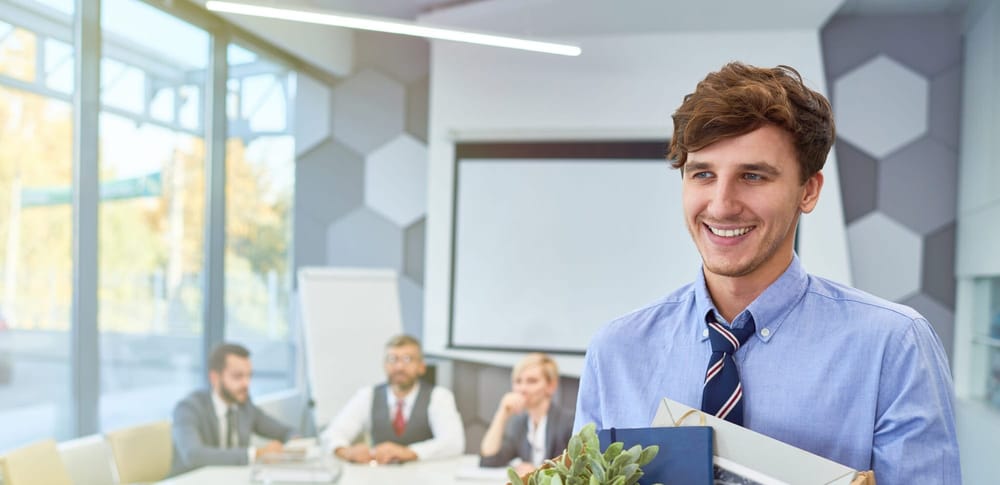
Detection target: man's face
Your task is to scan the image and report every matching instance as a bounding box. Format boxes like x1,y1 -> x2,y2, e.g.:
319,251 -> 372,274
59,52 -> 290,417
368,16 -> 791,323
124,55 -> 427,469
383,344 -> 425,392
681,124 -> 822,283
210,355 -> 252,405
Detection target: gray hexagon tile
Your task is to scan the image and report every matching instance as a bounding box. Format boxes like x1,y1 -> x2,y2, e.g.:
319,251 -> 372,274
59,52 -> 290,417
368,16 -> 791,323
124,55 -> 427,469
834,55 -> 929,158
404,218 -> 426,284
835,140 -> 878,225
822,16 -> 963,81
847,212 -> 923,302
901,293 -> 954,361
922,223 -> 957,309
296,138 -> 364,224
293,212 -> 328,270
398,275 -> 424,339
326,207 -> 403,269
294,73 -> 332,157
332,69 -> 405,155
406,76 -> 429,143
877,138 -> 957,235
928,64 -> 962,149
364,134 -> 428,227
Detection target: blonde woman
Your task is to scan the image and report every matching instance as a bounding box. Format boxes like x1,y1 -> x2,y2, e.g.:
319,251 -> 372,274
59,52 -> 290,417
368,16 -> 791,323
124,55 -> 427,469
479,353 -> 574,474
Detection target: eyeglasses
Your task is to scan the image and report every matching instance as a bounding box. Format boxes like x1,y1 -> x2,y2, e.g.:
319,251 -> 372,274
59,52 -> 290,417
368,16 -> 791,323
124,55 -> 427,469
385,355 -> 420,365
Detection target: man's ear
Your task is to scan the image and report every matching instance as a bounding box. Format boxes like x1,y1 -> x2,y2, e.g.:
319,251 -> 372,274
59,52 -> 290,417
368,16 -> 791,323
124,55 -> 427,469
800,171 -> 824,214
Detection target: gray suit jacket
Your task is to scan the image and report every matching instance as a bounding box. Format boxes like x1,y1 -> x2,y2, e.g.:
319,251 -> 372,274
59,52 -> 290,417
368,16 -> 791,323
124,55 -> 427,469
480,405 -> 575,467
170,389 -> 295,476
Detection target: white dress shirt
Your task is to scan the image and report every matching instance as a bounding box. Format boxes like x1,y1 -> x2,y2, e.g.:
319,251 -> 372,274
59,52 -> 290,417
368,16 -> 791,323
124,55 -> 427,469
321,383 -> 465,460
211,392 -> 255,462
526,415 -> 548,466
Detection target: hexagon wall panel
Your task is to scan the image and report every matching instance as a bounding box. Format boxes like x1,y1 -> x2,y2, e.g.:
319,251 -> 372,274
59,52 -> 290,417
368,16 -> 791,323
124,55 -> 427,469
834,55 -> 928,158
406,76 -> 430,143
294,73 -> 332,157
835,140 -> 878,224
404,218 -> 426,284
902,293 -> 954,361
326,207 -> 403,269
928,65 -> 962,149
847,212 -> 923,301
364,134 -> 428,227
922,223 -> 957,308
296,138 -> 364,224
877,138 -> 957,235
332,69 -> 405,155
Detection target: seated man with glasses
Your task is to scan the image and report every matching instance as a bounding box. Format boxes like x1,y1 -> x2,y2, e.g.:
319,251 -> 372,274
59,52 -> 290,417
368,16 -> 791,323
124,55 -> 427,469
321,334 -> 465,464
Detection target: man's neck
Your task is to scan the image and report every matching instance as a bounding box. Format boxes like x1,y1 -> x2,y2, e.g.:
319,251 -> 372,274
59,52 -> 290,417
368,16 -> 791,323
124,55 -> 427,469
391,382 -> 418,400
704,252 -> 793,323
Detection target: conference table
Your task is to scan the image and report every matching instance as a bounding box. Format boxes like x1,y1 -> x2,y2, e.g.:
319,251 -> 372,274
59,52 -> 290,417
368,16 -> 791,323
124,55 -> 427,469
157,455 -> 510,485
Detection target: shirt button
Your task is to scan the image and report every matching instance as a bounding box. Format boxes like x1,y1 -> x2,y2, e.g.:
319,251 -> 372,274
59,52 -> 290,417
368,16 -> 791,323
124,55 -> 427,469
703,329 -> 709,337
760,328 -> 771,337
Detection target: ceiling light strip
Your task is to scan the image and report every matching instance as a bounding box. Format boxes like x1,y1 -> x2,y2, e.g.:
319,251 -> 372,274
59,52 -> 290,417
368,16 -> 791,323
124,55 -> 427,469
205,1 -> 582,56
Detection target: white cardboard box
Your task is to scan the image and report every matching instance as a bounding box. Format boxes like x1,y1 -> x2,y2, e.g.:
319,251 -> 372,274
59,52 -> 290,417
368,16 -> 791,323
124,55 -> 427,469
651,397 -> 860,485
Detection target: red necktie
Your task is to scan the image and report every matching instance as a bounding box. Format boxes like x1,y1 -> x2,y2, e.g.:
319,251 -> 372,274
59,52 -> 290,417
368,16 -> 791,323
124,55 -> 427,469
393,399 -> 406,436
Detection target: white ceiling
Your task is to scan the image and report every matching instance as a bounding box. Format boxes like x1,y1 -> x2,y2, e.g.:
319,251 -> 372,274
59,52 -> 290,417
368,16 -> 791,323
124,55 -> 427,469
310,0 -> 971,21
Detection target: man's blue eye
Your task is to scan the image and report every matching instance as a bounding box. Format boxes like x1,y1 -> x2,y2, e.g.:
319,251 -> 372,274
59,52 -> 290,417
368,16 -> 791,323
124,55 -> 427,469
744,173 -> 763,181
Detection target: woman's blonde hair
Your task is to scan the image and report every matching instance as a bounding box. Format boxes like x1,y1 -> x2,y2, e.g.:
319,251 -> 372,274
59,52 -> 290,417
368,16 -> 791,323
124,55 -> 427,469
512,353 -> 559,384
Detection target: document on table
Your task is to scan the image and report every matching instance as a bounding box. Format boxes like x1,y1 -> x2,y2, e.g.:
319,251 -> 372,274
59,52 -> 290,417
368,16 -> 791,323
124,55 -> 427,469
454,466 -> 511,481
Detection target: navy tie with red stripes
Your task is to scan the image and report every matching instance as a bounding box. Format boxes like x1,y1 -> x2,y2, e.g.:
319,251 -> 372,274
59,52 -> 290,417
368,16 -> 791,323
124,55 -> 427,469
700,312 -> 755,426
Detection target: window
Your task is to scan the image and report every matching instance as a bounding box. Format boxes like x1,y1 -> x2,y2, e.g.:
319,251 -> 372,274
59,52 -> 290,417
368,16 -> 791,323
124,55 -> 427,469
0,13 -> 74,450
97,0 -> 209,432
224,43 -> 297,395
986,278 -> 1000,408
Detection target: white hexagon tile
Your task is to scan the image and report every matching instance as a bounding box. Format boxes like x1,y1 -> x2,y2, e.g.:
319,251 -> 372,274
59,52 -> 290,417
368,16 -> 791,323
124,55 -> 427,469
364,134 -> 428,227
834,55 -> 929,158
847,211 -> 923,302
331,69 -> 405,155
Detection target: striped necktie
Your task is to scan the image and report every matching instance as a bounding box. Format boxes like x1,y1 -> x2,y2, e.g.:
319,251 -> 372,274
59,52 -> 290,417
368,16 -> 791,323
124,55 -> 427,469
700,312 -> 755,426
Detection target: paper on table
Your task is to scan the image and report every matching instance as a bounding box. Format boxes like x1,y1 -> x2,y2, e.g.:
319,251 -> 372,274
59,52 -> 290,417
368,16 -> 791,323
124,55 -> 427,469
454,466 -> 512,482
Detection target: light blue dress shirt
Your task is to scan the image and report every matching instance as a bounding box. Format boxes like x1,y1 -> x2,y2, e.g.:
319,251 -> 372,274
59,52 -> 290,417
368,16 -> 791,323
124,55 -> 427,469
574,255 -> 960,485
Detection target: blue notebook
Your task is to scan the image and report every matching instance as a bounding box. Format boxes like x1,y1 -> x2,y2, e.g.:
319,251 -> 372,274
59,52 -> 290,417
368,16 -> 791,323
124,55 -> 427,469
598,426 -> 713,485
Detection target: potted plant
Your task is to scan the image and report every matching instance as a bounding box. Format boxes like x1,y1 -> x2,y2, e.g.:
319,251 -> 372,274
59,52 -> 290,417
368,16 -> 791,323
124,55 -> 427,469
507,424 -> 661,485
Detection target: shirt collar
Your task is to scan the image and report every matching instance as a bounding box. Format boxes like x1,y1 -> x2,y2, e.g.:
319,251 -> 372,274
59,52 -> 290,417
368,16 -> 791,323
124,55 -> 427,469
211,390 -> 230,418
387,382 -> 421,408
695,253 -> 809,343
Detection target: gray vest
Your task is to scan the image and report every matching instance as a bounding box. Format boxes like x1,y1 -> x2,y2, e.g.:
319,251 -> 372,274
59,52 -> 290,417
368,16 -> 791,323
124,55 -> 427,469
370,382 -> 434,446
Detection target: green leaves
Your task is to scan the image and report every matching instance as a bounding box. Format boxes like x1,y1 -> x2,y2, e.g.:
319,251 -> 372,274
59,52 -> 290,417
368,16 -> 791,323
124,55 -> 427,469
509,423 -> 661,485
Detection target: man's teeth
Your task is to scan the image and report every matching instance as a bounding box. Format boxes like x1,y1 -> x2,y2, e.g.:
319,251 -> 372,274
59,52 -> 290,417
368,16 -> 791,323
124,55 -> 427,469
709,226 -> 752,237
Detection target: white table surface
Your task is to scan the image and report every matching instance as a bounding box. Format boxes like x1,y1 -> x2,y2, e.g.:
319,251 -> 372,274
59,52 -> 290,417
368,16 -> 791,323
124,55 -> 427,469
157,455 -> 510,485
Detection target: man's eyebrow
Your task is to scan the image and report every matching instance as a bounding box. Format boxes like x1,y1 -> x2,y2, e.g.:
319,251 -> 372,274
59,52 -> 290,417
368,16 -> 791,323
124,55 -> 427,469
740,162 -> 781,176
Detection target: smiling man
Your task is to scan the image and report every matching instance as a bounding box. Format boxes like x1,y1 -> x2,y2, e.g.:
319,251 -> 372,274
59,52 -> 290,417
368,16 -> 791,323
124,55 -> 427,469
321,334 -> 464,464
573,63 -> 960,485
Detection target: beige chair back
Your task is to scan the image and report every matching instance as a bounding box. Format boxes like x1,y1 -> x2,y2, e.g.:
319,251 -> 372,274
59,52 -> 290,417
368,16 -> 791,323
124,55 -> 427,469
58,434 -> 116,485
106,420 -> 172,484
0,439 -> 73,485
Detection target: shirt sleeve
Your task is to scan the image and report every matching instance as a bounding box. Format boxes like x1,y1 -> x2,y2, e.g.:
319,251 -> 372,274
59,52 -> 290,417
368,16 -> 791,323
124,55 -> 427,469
573,347 -> 603,433
871,317 -> 961,485
407,387 -> 465,460
321,387 -> 373,457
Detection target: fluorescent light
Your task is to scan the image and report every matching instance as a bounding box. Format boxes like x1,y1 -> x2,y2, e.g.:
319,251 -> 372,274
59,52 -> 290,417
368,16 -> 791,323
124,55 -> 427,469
205,1 -> 582,57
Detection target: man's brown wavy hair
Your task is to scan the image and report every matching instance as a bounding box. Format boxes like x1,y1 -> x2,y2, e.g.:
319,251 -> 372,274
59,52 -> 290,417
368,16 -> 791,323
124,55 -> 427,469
668,62 -> 835,183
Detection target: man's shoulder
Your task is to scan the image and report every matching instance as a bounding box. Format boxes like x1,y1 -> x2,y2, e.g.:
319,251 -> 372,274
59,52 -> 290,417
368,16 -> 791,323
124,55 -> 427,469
176,389 -> 211,408
804,274 -> 925,328
591,283 -> 697,343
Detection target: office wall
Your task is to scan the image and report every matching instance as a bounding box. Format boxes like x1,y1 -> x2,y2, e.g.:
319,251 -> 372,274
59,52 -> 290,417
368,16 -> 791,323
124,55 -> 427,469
292,32 -> 431,340
953,0 -> 1000,483
821,14 -> 964,359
